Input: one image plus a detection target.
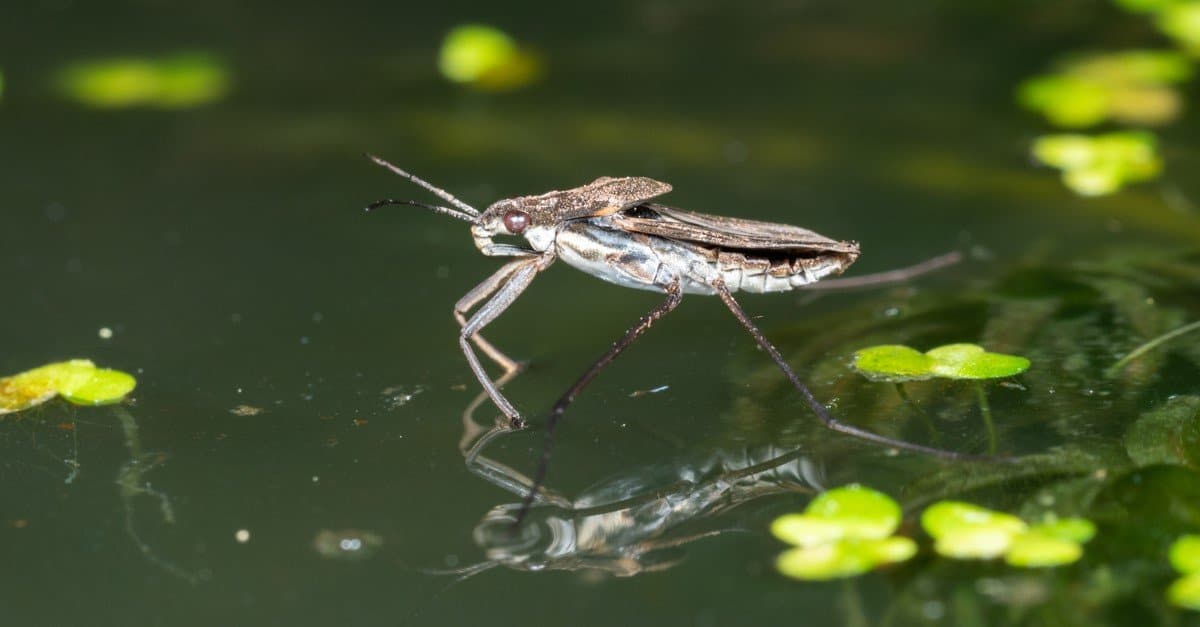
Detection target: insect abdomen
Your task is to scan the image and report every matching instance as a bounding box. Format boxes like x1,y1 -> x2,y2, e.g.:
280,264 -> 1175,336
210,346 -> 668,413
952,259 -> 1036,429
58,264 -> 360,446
713,250 -> 855,293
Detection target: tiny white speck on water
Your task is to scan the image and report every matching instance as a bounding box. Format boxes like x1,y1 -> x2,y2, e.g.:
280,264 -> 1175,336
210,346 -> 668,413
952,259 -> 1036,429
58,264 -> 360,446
300,336 -> 310,345
235,529 -> 251,543
98,327 -> 113,339
312,475 -> 320,483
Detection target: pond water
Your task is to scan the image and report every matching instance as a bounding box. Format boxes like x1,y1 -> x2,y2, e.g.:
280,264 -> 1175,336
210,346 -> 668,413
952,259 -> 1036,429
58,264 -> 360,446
4,2 -> 1200,625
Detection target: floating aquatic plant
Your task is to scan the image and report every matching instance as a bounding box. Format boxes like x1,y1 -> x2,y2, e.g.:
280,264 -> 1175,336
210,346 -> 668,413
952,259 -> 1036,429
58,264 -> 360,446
1158,2 -> 1200,55
1031,131 -> 1162,196
852,343 -> 1029,453
853,343 -> 1030,383
438,24 -> 541,92
1018,50 -> 1192,127
921,501 -> 1095,567
771,485 -> 916,580
0,359 -> 137,414
57,53 -> 228,109
1168,535 -> 1200,610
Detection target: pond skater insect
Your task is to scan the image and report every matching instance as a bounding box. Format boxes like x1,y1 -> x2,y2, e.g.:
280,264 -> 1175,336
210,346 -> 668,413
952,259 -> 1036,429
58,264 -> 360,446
364,154 -> 973,525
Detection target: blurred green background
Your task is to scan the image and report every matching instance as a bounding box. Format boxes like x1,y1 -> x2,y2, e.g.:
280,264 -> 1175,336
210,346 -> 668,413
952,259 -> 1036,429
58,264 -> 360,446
3,1 -> 1200,625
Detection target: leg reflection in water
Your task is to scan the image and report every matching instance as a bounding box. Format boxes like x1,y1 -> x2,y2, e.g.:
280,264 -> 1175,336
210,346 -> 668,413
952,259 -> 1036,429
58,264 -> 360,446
443,389 -> 828,579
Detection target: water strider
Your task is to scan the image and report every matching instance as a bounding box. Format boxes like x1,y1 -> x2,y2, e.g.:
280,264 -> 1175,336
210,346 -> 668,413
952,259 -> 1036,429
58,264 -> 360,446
364,154 -> 974,524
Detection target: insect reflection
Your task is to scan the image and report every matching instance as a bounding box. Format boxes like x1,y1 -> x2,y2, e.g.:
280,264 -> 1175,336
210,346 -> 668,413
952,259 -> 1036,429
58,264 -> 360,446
444,403 -> 827,579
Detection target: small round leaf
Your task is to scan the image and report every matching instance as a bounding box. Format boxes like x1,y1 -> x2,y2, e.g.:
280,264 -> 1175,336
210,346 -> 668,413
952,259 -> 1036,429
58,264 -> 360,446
852,345 -> 934,382
1170,535 -> 1200,575
1005,531 -> 1084,568
60,368 -> 137,405
1168,573 -> 1200,611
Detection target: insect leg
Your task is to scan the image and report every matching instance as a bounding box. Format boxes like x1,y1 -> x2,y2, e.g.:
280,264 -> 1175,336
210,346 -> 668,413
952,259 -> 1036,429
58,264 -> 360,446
459,253 -> 556,429
711,278 -> 983,460
513,279 -> 683,526
456,261 -> 531,375
800,251 -> 962,292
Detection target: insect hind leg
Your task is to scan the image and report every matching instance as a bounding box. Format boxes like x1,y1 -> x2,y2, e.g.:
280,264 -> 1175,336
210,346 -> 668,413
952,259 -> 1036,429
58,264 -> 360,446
711,278 -> 991,461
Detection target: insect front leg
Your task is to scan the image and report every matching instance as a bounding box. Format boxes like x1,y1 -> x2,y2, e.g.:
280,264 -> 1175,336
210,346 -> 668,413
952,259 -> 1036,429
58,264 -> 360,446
459,252 -> 556,429
455,260 -> 532,375
710,278 -> 985,461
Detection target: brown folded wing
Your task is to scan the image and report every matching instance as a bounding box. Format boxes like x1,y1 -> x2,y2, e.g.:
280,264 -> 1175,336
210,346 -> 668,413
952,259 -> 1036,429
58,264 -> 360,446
609,204 -> 859,254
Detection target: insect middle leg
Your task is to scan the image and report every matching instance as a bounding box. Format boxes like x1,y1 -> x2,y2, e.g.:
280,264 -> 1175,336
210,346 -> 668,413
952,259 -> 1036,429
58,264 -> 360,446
458,253 -> 555,429
711,278 -> 983,460
514,278 -> 683,525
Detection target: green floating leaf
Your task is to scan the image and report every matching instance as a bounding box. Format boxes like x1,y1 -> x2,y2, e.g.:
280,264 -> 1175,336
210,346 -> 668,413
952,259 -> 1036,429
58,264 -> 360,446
1031,517 -> 1097,544
1018,50 -> 1191,127
771,485 -> 914,581
1005,531 -> 1084,567
925,344 -> 1032,379
1158,2 -> 1200,53
0,360 -> 136,414
1018,75 -> 1111,127
776,537 -> 916,581
57,53 -> 228,109
922,501 -> 1028,558
922,501 -> 1094,567
1168,572 -> 1200,611
1170,535 -> 1200,574
1031,132 -> 1162,197
771,484 -> 902,546
851,345 -> 933,382
61,368 -> 137,406
438,24 -> 541,91
1116,0 -> 1186,14
853,343 -> 1029,382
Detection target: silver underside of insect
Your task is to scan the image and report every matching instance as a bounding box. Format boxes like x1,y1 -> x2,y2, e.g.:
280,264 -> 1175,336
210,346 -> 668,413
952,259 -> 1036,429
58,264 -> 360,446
556,216 -> 857,295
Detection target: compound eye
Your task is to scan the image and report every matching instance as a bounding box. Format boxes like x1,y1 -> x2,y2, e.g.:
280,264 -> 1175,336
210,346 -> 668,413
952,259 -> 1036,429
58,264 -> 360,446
502,210 -> 530,234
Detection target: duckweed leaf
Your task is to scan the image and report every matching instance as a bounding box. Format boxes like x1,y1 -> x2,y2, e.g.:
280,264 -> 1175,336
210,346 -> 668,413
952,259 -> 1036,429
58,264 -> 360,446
1005,531 -> 1084,567
438,24 -> 540,91
60,369 -> 137,406
1158,3 -> 1200,53
853,343 -> 1029,382
1031,132 -> 1163,196
1170,535 -> 1200,574
776,537 -> 917,581
1031,517 -> 1097,544
770,515 -> 845,548
851,345 -> 933,382
771,484 -> 902,546
922,501 -> 1094,567
802,484 -> 903,539
1168,573 -> 1200,611
1018,51 -> 1191,127
934,527 -> 1018,559
922,502 -> 1027,556
57,53 -> 228,109
771,486 -> 914,580
925,344 -> 1032,379
0,360 -> 137,413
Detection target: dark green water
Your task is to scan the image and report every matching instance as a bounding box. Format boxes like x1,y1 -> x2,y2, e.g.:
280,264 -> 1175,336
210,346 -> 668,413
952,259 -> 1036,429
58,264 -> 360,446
4,2 -> 1200,625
